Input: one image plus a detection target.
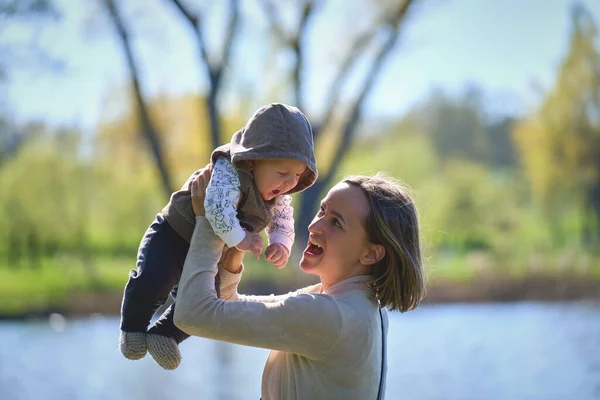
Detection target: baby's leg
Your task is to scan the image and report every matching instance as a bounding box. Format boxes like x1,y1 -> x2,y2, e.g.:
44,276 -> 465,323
149,272 -> 219,340
119,214 -> 189,361
147,266 -> 222,369
146,302 -> 186,370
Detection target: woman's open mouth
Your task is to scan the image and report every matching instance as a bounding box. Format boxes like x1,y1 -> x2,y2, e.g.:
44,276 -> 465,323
304,238 -> 323,256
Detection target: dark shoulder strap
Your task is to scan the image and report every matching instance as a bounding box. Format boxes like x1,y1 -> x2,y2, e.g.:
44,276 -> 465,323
377,305 -> 386,400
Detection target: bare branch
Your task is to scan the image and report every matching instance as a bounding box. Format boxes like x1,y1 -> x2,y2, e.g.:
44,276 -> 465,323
169,0 -> 212,81
216,0 -> 240,88
258,0 -> 291,45
313,25 -> 378,139
292,1 -> 315,110
0,0 -> 60,19
323,0 -> 414,184
169,0 -> 198,26
102,0 -> 173,196
168,0 -> 240,148
259,0 -> 316,110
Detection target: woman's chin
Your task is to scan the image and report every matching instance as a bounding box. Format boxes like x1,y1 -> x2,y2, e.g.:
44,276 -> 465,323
299,257 -> 318,273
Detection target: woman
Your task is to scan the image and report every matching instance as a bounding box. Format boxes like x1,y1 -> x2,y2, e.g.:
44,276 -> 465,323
174,168 -> 426,400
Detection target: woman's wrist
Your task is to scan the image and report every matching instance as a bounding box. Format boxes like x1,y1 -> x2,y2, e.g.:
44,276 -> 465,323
218,246 -> 245,274
219,263 -> 243,275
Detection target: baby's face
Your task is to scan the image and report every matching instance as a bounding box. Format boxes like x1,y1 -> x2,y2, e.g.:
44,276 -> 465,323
252,159 -> 307,201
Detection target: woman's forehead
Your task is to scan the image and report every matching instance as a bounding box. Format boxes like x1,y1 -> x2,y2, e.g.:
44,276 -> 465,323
324,183 -> 370,222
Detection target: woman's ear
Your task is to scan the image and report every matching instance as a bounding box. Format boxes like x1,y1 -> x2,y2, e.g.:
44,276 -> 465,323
245,160 -> 255,170
360,244 -> 386,266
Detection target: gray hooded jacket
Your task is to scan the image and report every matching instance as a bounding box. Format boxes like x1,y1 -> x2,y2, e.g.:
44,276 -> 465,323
162,103 -> 318,242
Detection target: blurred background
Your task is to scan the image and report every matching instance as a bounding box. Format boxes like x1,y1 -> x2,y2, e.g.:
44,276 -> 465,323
1,0 -> 599,399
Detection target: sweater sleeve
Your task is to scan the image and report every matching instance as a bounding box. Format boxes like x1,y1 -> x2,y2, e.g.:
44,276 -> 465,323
174,217 -> 343,360
266,195 -> 295,252
204,157 -> 247,247
218,265 -> 321,303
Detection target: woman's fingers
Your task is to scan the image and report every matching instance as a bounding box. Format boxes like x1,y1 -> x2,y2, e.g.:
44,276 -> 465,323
191,174 -> 206,216
191,177 -> 199,195
199,165 -> 212,188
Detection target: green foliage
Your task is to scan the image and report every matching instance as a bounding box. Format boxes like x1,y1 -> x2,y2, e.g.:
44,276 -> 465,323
414,88 -> 518,168
337,121 -> 543,255
514,3 -> 600,248
0,124 -> 165,263
0,256 -> 127,315
0,130 -> 85,256
4,3 -> 600,313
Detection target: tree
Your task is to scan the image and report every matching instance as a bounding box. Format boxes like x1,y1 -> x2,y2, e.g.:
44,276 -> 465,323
412,87 -> 518,169
416,87 -> 489,163
259,0 -> 419,248
102,0 -> 175,195
0,0 -> 61,166
514,3 -> 600,247
0,0 -> 60,75
102,0 -> 241,196
101,0 -> 421,252
169,0 -> 240,151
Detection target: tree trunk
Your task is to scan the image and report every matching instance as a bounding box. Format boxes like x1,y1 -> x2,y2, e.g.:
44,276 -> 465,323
103,0 -> 173,197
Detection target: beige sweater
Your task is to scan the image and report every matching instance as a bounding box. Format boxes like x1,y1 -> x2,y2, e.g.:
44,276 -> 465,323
174,217 -> 388,400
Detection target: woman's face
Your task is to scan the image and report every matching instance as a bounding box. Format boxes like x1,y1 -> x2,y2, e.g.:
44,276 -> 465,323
299,182 -> 374,287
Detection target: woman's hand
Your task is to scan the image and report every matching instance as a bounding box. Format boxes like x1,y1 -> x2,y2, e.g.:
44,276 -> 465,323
191,164 -> 212,216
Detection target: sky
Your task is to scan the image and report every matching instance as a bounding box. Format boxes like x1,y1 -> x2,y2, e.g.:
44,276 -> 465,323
2,0 -> 600,132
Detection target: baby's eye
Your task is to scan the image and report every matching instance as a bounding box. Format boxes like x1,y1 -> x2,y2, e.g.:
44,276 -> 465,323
278,172 -> 286,176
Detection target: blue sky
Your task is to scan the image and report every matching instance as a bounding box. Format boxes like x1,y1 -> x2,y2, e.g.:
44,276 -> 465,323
3,0 -> 600,131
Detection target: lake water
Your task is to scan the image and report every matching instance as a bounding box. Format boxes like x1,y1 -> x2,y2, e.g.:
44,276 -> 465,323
1,302 -> 599,400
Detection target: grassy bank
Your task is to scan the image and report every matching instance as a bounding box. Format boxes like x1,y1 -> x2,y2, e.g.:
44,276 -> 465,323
0,256 -> 125,316
1,252 -> 599,318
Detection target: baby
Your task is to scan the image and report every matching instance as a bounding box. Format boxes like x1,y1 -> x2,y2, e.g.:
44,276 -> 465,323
118,103 -> 318,370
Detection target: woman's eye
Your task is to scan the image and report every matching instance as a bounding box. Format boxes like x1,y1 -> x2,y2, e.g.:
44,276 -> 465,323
332,218 -> 342,228
317,207 -> 325,216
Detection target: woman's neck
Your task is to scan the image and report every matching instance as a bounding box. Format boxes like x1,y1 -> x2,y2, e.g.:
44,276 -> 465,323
320,263 -> 372,292
320,272 -> 371,293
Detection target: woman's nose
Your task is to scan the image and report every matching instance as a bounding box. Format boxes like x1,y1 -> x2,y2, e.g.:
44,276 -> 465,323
308,214 -> 323,233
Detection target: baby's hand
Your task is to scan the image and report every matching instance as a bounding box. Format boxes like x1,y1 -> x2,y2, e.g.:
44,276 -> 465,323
236,231 -> 264,260
265,243 -> 290,269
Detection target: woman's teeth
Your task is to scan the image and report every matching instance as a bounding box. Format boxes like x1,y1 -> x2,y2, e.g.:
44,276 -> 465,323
306,239 -> 323,255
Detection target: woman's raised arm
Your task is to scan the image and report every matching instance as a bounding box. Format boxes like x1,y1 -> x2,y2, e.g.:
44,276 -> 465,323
173,172 -> 344,359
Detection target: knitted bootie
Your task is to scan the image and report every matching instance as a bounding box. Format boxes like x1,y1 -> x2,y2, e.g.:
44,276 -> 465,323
146,333 -> 181,370
119,331 -> 147,360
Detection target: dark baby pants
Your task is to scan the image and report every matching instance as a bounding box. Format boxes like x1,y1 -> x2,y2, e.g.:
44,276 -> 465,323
120,213 -> 197,344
